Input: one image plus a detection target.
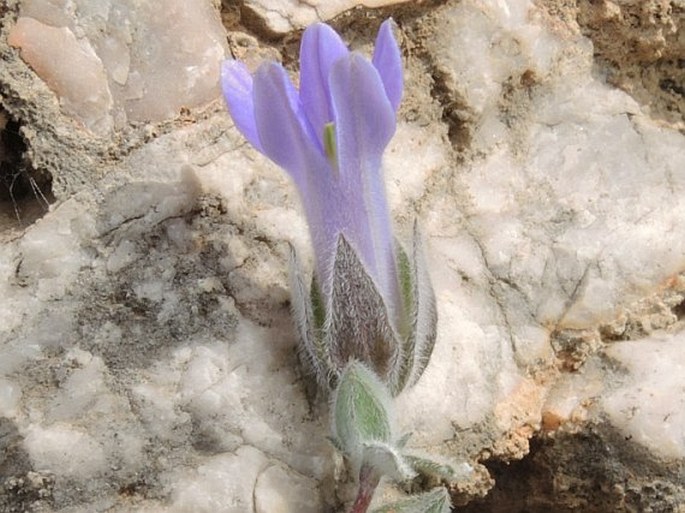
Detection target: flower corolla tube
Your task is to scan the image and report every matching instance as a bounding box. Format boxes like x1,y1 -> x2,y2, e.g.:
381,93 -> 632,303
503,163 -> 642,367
221,20 -> 436,395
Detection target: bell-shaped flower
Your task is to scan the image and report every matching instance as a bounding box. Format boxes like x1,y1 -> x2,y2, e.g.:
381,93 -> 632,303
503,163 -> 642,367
221,20 -> 436,395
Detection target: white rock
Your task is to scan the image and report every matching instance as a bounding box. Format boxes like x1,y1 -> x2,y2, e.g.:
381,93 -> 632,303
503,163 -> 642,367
9,0 -> 228,130
168,446 -> 322,513
396,0 -> 685,461
0,378 -> 21,417
603,333 -> 685,459
15,198 -> 97,300
8,16 -> 114,134
243,0 -> 411,34
23,423 -> 108,479
169,447 -> 267,513
254,464 -> 323,513
1,0 -> 684,510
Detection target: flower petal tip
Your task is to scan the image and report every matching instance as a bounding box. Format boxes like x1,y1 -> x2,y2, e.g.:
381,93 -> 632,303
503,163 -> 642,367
372,19 -> 403,112
220,59 -> 263,152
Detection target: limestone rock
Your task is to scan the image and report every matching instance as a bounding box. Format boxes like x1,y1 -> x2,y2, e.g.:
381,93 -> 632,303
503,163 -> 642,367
242,0 -> 411,35
0,0 -> 683,511
8,17 -> 114,134
8,0 -> 228,133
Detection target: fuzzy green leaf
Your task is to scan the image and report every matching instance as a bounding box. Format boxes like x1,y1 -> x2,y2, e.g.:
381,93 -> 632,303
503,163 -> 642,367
331,362 -> 394,466
405,454 -> 474,485
406,223 -> 438,388
328,236 -> 399,385
362,441 -> 416,481
288,245 -> 333,387
371,487 -> 452,513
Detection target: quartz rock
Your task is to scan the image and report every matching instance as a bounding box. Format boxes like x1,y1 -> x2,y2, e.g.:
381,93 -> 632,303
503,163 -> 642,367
8,0 -> 228,132
393,0 -> 684,454
243,0 -> 411,34
0,378 -> 21,417
23,423 -> 108,479
602,333 -> 685,459
0,0 -> 684,511
168,447 -> 269,513
168,446 -> 322,513
253,463 -> 323,513
8,16 -> 114,135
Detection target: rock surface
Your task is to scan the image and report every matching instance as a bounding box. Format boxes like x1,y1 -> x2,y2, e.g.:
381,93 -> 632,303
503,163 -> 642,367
0,0 -> 684,512
241,0 -> 411,35
8,0 -> 228,133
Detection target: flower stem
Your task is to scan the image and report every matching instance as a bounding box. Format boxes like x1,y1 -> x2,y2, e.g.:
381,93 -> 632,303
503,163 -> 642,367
350,464 -> 381,513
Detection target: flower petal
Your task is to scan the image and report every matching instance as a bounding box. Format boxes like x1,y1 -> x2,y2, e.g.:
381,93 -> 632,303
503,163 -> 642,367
253,62 -> 326,187
299,23 -> 350,149
372,19 -> 403,112
220,60 -> 263,152
329,54 -> 396,179
328,53 -> 398,313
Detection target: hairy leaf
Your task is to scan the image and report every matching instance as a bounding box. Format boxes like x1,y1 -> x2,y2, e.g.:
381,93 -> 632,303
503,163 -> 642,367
405,454 -> 473,484
289,245 -> 333,387
371,487 -> 452,513
362,441 -> 416,481
331,361 -> 394,469
328,236 -> 400,383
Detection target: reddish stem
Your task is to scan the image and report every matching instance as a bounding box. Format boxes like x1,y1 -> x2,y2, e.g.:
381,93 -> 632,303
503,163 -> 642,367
349,464 -> 381,513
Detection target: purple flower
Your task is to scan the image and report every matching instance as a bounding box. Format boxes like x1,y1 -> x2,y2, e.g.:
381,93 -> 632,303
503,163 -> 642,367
221,20 -> 436,394
222,20 -> 401,312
